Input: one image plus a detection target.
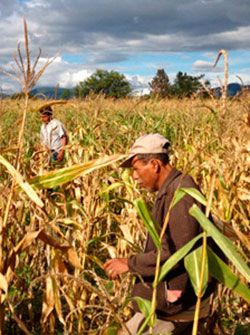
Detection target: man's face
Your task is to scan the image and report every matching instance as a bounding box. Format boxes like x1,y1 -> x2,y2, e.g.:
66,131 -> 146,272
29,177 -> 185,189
131,156 -> 159,192
40,114 -> 51,124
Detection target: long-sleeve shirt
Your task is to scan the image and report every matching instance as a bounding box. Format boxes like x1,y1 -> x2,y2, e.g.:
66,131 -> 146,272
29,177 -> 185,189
128,168 -> 202,316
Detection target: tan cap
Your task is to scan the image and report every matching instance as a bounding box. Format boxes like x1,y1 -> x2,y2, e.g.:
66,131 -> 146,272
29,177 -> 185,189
120,133 -> 170,168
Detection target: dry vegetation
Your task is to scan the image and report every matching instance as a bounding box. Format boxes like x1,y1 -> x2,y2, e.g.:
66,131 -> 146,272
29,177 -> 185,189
0,95 -> 249,334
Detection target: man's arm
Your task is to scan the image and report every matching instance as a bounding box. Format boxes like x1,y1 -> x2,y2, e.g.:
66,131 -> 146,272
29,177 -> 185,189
57,135 -> 67,161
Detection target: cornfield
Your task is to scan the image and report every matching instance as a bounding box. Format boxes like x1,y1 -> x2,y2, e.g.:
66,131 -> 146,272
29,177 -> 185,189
0,94 -> 249,334
0,20 -> 249,335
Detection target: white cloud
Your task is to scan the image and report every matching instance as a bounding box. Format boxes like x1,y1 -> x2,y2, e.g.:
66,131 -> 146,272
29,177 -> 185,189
192,60 -> 223,72
1,0 -> 250,92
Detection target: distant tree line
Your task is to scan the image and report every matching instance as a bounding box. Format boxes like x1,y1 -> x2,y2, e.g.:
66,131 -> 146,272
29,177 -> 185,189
8,68 -> 247,100
149,68 -> 211,98
75,68 -> 210,99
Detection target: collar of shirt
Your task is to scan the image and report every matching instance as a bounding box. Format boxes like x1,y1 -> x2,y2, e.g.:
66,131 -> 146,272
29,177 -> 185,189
156,168 -> 182,201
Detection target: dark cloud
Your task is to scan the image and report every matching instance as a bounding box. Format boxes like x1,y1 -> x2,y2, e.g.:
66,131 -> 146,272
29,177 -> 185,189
1,0 -> 249,57
1,0 -> 250,91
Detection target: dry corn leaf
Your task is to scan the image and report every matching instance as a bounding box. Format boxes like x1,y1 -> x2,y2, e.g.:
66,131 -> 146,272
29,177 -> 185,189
52,276 -> 66,326
14,229 -> 43,253
0,273 -> 8,293
38,230 -> 70,251
41,276 -> 54,323
101,242 -> 117,258
67,248 -> 82,269
119,224 -> 134,244
0,154 -> 44,207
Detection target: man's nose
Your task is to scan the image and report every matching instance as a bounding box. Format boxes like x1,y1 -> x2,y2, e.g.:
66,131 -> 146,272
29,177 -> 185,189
132,170 -> 138,180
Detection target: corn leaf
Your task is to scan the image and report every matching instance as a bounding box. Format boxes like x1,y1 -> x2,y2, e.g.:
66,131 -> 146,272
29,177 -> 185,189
158,233 -> 203,283
0,273 -> 8,293
52,276 -> 66,325
29,154 -> 126,189
99,182 -> 124,195
0,154 -> 43,207
132,297 -> 152,335
190,205 -> 250,283
133,198 -> 160,249
171,187 -> 207,209
132,297 -> 151,318
207,247 -> 250,303
41,276 -> 54,323
184,246 -> 208,297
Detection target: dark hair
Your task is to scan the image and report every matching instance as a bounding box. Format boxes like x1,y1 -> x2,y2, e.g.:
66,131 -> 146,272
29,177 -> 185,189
136,153 -> 169,165
40,106 -> 53,116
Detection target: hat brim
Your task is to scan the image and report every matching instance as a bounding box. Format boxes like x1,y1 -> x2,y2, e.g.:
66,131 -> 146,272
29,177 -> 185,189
120,154 -> 136,168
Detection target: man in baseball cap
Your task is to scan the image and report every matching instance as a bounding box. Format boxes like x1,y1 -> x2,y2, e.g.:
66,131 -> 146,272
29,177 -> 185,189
120,133 -> 170,168
39,105 -> 67,163
104,133 -> 208,334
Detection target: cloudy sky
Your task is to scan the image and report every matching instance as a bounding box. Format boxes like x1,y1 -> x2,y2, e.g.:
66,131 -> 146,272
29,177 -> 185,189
1,0 -> 250,93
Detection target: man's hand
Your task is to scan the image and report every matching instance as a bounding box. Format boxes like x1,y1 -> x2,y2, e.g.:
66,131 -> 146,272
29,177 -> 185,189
57,149 -> 64,161
166,289 -> 182,303
103,258 -> 129,279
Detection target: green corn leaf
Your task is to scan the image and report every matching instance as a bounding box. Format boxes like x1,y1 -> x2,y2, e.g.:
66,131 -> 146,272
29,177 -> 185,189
133,297 -> 151,318
190,205 -> 250,283
184,246 -> 208,297
99,182 -> 124,195
171,187 -> 207,209
29,154 -> 125,189
158,233 -> 203,283
0,154 -> 44,207
207,247 -> 250,303
133,198 -> 161,249
132,297 -> 152,335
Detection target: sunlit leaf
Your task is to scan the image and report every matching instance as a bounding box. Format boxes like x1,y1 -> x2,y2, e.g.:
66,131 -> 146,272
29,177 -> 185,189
171,187 -> 207,209
207,247 -> 250,303
133,198 -> 160,249
0,154 -> 43,207
99,182 -> 124,195
67,248 -> 82,269
52,276 -> 66,325
184,246 -> 208,296
41,276 -> 54,323
190,205 -> 250,283
29,154 -> 126,189
14,229 -> 43,253
132,296 -> 151,318
158,233 -> 203,283
0,273 -> 8,293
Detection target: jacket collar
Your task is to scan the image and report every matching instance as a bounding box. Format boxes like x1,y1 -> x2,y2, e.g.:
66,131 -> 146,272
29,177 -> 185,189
156,167 -> 182,200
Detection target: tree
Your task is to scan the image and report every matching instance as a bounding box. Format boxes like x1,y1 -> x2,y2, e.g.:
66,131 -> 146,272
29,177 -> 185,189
75,69 -> 132,98
149,69 -> 170,97
171,71 -> 204,98
61,88 -> 71,100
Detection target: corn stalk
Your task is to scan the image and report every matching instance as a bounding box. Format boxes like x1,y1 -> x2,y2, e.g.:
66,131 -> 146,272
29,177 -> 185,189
213,49 -> 228,116
0,18 -> 53,334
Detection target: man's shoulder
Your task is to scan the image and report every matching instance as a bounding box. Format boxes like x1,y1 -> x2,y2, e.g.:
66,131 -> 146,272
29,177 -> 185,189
175,173 -> 198,188
50,118 -> 62,126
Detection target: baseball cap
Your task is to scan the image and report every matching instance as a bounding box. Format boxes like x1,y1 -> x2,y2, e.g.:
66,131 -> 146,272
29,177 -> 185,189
120,133 -> 170,168
39,106 -> 53,116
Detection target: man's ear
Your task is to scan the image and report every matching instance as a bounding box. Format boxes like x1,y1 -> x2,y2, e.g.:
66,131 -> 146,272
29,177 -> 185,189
150,159 -> 161,173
